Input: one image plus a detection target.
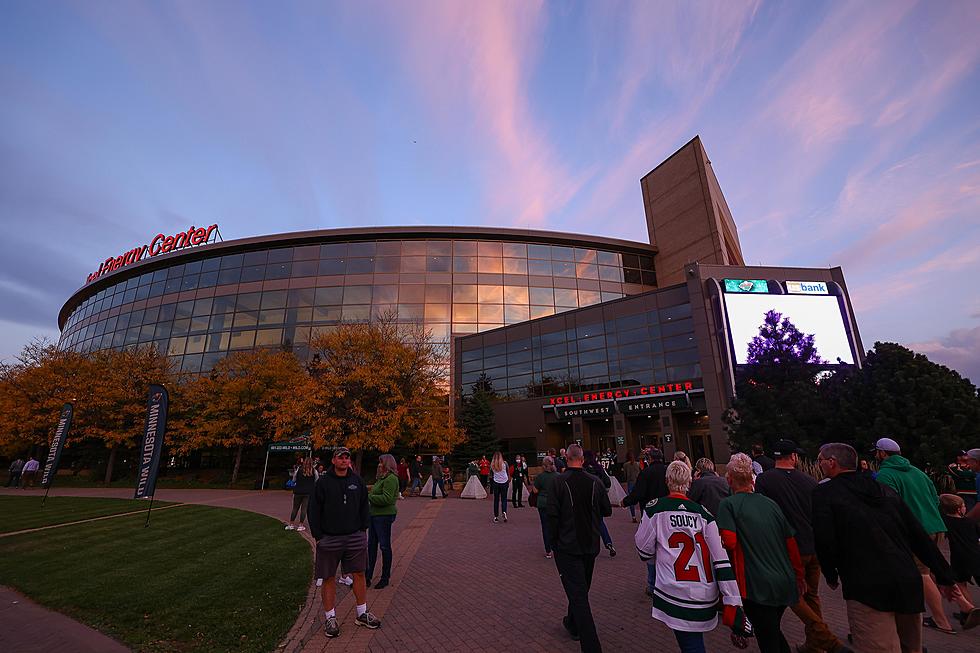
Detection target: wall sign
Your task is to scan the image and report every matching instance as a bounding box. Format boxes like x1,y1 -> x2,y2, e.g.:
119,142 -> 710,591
617,394 -> 691,415
86,223 -> 219,283
548,381 -> 695,406
785,280 -> 828,295
555,401 -> 615,420
723,279 -> 769,293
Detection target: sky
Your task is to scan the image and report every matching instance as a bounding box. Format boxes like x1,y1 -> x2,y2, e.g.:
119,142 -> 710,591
1,1 -> 979,382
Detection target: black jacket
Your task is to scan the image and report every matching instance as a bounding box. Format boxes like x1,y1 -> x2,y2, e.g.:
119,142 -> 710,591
308,467 -> 369,539
583,462 -> 611,489
545,467 -> 612,556
622,462 -> 668,507
688,471 -> 731,516
812,471 -> 955,614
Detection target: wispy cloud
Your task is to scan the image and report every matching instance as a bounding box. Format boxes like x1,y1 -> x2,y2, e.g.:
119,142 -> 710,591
910,325 -> 980,384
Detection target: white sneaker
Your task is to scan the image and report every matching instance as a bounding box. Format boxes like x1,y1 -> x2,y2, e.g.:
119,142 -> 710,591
502,512 -> 508,522
316,578 -> 323,587
337,575 -> 354,586
285,524 -> 296,530
297,525 -> 307,531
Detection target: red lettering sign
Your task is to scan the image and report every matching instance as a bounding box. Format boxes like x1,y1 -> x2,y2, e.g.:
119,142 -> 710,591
547,381 -> 698,405
86,224 -> 219,283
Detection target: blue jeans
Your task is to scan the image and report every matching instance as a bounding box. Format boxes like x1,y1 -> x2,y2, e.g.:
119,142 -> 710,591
367,514 -> 395,583
627,482 -> 636,518
537,507 -> 552,553
599,518 -> 612,547
410,477 -> 421,493
673,630 -> 705,653
431,477 -> 446,498
492,480 -> 508,516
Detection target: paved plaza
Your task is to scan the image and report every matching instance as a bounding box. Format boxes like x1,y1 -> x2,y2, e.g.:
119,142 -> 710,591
2,486 -> 979,652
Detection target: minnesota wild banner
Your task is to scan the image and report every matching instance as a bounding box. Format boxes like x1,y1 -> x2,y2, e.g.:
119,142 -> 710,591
135,385 -> 169,499
41,403 -> 73,489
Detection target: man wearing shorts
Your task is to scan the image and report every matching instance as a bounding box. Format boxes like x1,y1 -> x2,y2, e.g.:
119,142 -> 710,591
309,446 -> 381,637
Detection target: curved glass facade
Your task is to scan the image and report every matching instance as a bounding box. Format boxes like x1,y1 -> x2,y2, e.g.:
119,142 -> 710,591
59,237 -> 656,375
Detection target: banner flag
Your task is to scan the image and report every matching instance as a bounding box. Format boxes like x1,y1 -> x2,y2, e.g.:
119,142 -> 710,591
41,403 -> 73,489
134,385 -> 169,499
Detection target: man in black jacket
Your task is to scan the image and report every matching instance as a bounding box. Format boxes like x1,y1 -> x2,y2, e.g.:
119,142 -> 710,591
813,442 -> 958,653
621,447 -> 668,597
308,447 -> 381,637
688,457 -> 730,516
546,444 -> 612,653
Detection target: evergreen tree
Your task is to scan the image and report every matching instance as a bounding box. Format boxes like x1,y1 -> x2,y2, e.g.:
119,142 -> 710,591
454,374 -> 499,463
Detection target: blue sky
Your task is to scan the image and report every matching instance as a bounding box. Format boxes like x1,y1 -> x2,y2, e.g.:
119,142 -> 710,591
2,1 -> 979,381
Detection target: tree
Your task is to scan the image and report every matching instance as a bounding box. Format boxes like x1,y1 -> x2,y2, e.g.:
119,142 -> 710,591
821,342 -> 980,471
175,349 -> 306,484
280,317 -> 463,469
454,374 -> 500,463
726,312 -> 827,454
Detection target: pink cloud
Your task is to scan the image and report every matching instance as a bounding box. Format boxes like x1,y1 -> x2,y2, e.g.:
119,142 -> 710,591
909,325 -> 980,384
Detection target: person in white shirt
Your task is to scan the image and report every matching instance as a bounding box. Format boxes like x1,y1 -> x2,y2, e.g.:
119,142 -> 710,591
490,451 -> 510,523
21,457 -> 40,489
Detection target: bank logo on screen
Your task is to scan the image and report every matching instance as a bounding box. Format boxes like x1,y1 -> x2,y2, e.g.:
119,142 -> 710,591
724,279 -> 769,293
786,281 -> 828,295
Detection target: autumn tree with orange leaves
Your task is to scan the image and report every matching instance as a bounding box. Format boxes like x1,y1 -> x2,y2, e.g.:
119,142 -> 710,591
175,348 -> 307,484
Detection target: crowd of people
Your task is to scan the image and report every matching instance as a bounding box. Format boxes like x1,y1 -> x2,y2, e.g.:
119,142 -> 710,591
272,441 -> 980,650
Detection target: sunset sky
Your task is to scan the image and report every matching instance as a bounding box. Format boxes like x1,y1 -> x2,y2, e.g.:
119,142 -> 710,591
2,1 -> 979,381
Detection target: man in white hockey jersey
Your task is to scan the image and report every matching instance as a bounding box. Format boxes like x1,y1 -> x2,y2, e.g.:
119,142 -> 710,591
635,460 -> 753,652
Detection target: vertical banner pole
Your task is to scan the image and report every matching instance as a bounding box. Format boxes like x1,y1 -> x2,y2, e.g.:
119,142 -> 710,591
41,403 -> 74,508
135,385 -> 169,527
261,449 -> 270,491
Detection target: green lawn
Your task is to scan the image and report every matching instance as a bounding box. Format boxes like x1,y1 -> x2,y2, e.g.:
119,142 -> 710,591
0,495 -> 175,534
0,501 -> 312,653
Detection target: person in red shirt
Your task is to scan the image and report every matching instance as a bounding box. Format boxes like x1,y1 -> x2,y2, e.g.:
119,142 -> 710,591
479,455 -> 491,492
396,457 -> 410,499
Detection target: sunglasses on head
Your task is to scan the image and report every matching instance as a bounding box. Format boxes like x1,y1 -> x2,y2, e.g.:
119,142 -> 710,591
336,453 -> 351,460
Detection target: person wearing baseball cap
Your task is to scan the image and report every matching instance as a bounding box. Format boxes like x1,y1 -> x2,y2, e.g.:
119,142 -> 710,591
308,447 -> 381,637
874,437 -> 956,634
756,440 -> 844,653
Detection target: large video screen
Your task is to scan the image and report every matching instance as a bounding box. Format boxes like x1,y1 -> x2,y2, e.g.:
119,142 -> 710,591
724,293 -> 854,365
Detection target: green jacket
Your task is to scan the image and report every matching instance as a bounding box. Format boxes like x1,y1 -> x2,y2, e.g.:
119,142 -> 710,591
368,472 -> 399,517
876,455 -> 945,534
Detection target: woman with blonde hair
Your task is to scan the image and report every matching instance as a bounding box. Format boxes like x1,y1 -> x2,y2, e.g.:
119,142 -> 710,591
286,457 -> 318,531
490,451 -> 510,523
674,451 -> 692,469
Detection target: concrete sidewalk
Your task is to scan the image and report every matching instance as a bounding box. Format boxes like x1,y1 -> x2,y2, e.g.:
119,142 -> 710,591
0,586 -> 129,653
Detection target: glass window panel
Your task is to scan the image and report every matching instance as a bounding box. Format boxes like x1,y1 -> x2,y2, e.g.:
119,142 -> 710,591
267,248 -> 292,264
504,305 -> 530,323
318,259 -> 346,275
210,296 -> 235,314
399,285 -> 425,303
472,241 -> 500,256
578,290 -> 601,306
576,263 -> 599,280
116,313 -> 132,331
182,260 -> 203,275
621,254 -> 640,269
662,316 -> 693,337
293,245 -> 319,261
502,258 -> 527,274
478,285 -> 503,303
291,259 -> 318,277
374,256 -> 400,273
168,337 -> 187,356
498,242 -> 524,258
371,285 -> 397,303
623,268 -> 642,284
230,330 -> 255,349
243,251 -> 267,266
199,271 -> 219,287
190,316 -> 210,333
259,309 -> 285,326
201,352 -> 225,372
265,262 -> 291,279
503,286 -> 529,304
111,331 -> 125,347
401,256 -> 426,272
287,288 -> 314,307
601,291 -> 623,302
156,304 -> 175,323
217,268 -> 241,285
345,242 -> 374,257
597,251 -> 621,266
152,269 -> 169,282
574,248 -> 596,263
425,241 -> 451,256
167,264 -> 186,280
661,303 -> 692,321
173,300 -> 193,319
314,287 -> 343,305
346,258 -> 374,274
528,287 -> 554,305
162,277 -> 181,294
555,289 -> 578,307
236,292 -> 261,311
320,243 -> 347,258
478,257 -> 503,273
599,265 -> 624,282
185,334 -> 206,354
285,307 -> 313,323
209,313 -> 233,331
530,305 -> 555,319
233,312 -> 258,328
344,286 -> 372,304
424,304 -> 449,321
284,326 -> 311,346
527,244 -> 551,259
149,280 -> 167,297
401,241 -> 426,255
578,334 -> 606,351
397,304 -> 424,320
240,265 -> 265,282
667,363 -> 701,380
479,304 -> 503,322
665,348 -> 699,366
135,284 -> 150,301
425,285 -> 451,303
191,298 -> 212,316
527,259 -> 552,275
313,306 -> 342,323
375,241 -> 400,256
663,334 -> 696,351
123,288 -> 138,303
453,256 -> 478,273
484,353 -> 507,369
129,309 -> 145,326
453,241 -> 479,256
427,256 -> 451,272
552,261 -> 576,277
453,304 -> 478,322
453,285 -> 477,302
220,253 -> 244,269
255,328 -> 284,346
139,324 -> 155,342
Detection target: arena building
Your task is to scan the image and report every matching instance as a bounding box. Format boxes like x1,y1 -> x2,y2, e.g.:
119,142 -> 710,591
58,137 -> 864,462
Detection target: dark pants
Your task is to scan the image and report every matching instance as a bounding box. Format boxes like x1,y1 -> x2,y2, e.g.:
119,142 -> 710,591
673,630 -> 706,653
598,518 -> 612,547
492,480 -> 508,516
512,479 -> 524,506
6,471 -> 21,487
743,600 -> 790,653
537,507 -> 553,553
554,552 -> 602,653
398,478 -> 407,494
431,478 -> 446,498
289,494 -> 309,523
479,473 -> 488,489
367,514 -> 396,583
627,482 -> 636,518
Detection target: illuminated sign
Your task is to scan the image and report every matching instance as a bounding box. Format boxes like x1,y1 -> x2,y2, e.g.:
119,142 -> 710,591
86,224 -> 219,283
724,279 -> 769,293
618,394 -> 690,415
548,381 -> 695,406
555,401 -> 615,420
786,280 -> 828,295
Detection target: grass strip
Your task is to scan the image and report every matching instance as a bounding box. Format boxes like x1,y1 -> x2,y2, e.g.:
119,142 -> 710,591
0,496 -> 174,533
0,503 -> 311,653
